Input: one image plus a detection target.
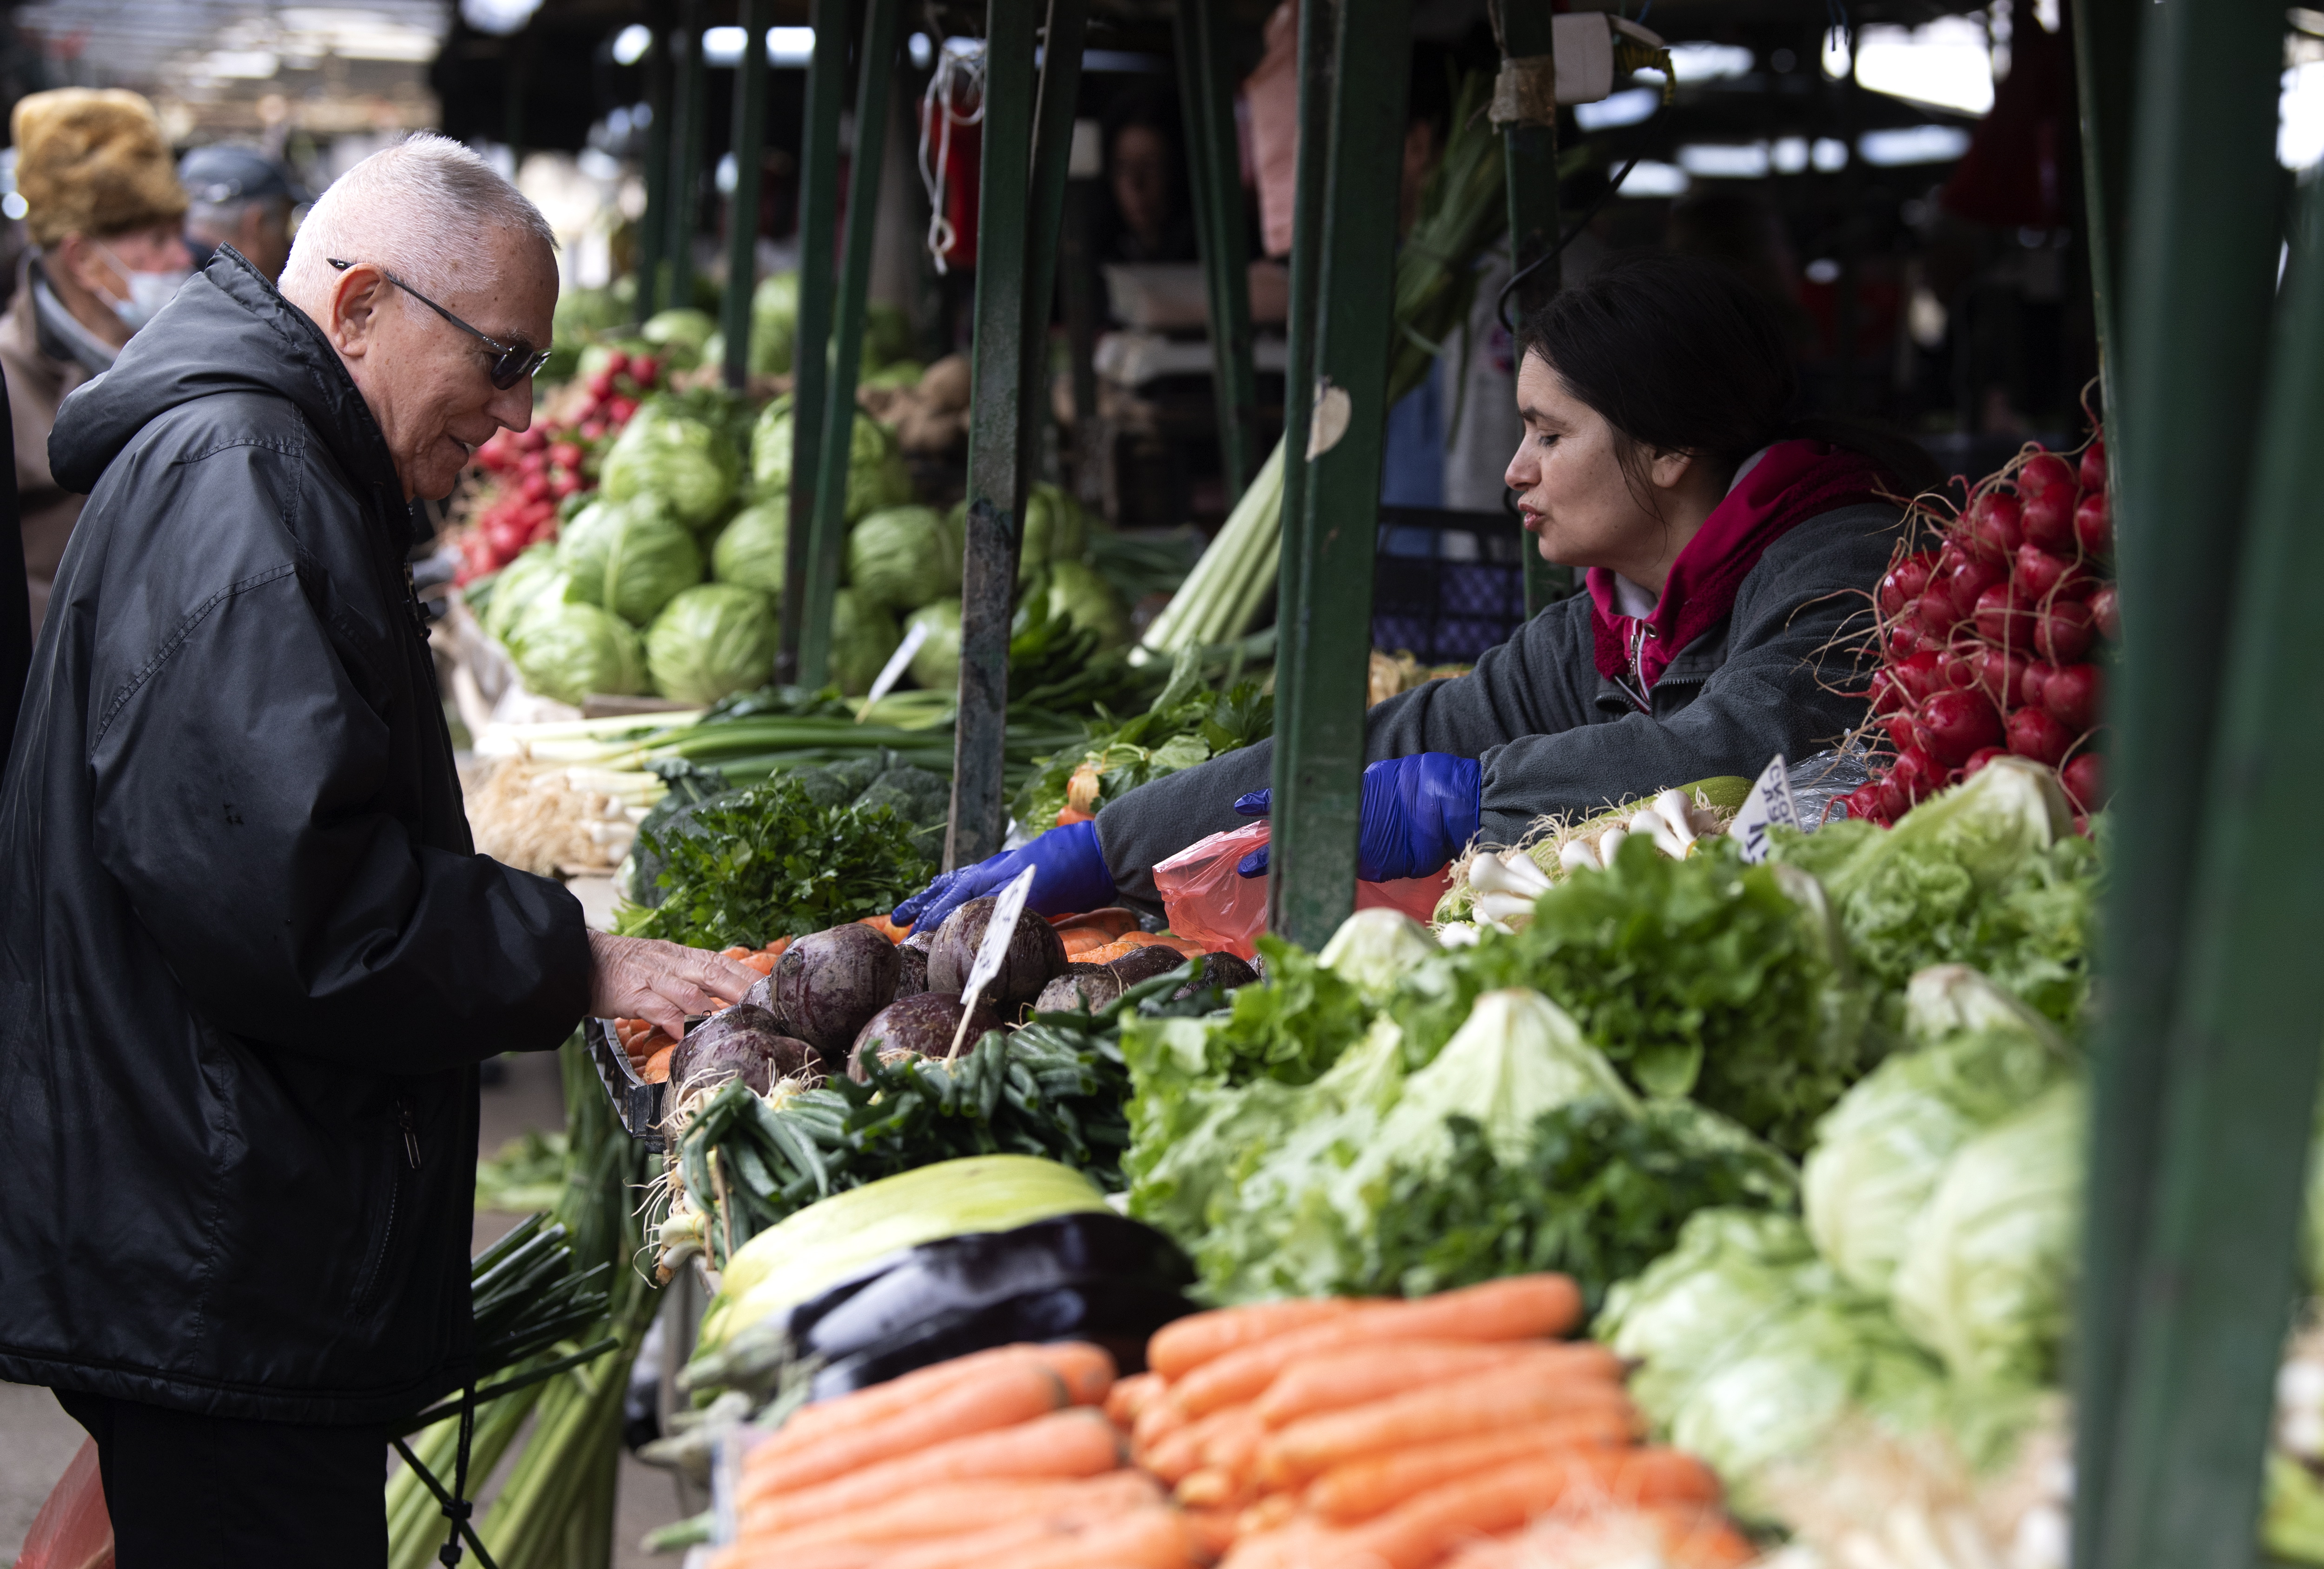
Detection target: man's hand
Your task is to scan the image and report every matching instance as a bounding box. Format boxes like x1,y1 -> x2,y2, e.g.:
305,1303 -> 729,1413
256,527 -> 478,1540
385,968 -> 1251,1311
586,930 -> 763,1040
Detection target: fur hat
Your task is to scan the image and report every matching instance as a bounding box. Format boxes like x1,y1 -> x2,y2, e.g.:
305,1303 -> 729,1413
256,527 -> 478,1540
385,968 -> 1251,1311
11,89 -> 188,248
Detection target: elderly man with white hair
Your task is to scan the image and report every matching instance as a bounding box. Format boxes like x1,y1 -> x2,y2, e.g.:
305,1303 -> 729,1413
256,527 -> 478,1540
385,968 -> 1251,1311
0,135 -> 755,1562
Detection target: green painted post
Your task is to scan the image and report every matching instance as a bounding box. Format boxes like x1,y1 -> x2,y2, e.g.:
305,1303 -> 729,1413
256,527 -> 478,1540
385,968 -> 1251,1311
2070,0 -> 2136,442
1015,0 -> 1087,489
1493,0 -> 1564,617
776,0 -> 850,682
1176,0 -> 1260,491
1268,0 -> 1412,949
720,0 -> 772,392
947,0 -> 1040,868
1263,0 -> 1337,826
2069,0 -> 2292,1563
636,26 -> 673,320
666,0 -> 709,314
797,0 -> 903,688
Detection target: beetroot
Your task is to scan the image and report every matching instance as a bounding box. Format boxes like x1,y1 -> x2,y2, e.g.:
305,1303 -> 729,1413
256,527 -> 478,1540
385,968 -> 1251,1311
2042,662 -> 2103,732
1035,965 -> 1124,1014
927,896 -> 1069,1008
1918,690 -> 2001,767
847,992 -> 1005,1080
1182,951 -> 1261,996
771,923 -> 903,1055
2007,707 -> 2073,767
2063,751 -> 2106,811
669,1005 -> 816,1094
1109,944 -> 1192,988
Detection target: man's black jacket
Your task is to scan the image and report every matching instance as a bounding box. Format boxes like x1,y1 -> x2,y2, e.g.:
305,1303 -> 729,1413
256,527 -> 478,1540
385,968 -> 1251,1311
0,251 -> 591,1424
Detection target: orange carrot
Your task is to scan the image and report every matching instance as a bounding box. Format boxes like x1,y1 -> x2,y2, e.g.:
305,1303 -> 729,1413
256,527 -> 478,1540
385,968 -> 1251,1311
1060,928 -> 1120,960
729,1474 -> 1162,1555
1049,907 -> 1142,938
1237,1493 -> 1301,1539
1255,1339 -> 1618,1428
764,936 -> 793,956
762,1344 -> 1111,1459
1304,1411 -> 1641,1523
857,913 -> 910,943
640,1044 -> 675,1083
720,945 -> 756,961
1439,1506 -> 1757,1569
1130,1393 -> 1192,1455
1143,1404 -> 1255,1483
1175,1464 -> 1259,1511
1258,1364 -> 1634,1486
1149,1299 -> 1361,1381
1175,1277 -> 1584,1417
741,950 -> 778,975
1182,1505 -> 1242,1561
738,1409 -> 1124,1526
947,1507 -> 1207,1569
743,1359 -> 1068,1494
1106,1371 -> 1168,1429
1329,1450 -> 1723,1569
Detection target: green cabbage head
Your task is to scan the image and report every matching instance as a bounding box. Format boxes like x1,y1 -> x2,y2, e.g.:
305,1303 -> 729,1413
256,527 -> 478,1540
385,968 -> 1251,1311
905,598 -> 962,691
711,499 -> 789,596
480,544 -> 570,646
831,587 -> 901,696
558,496 -> 702,626
750,400 -> 913,523
641,307 -> 717,367
1043,559 -> 1130,648
1017,482 -> 1089,584
601,397 -> 740,527
646,583 -> 780,705
848,505 -> 962,611
509,601 -> 646,705
749,271 -> 800,376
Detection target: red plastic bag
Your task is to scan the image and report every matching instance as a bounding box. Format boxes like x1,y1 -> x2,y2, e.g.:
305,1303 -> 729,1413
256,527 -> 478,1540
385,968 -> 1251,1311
1153,821 -> 1449,960
18,1438 -> 114,1569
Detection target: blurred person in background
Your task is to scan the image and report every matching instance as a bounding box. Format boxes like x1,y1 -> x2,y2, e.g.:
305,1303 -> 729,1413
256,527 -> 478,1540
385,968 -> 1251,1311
1100,84 -> 1196,266
178,143 -> 300,281
0,88 -> 190,634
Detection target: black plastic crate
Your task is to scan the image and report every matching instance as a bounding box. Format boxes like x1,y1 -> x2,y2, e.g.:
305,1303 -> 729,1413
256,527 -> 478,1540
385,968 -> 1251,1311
1371,506 -> 1534,665
585,1015 -> 667,1151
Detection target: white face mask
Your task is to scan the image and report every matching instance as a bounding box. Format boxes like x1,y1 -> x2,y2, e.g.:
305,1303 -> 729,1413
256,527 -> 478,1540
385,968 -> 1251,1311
98,243 -> 191,331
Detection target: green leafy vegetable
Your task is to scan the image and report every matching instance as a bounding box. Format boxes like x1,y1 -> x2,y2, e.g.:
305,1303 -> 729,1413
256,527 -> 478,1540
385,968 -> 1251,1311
905,598 -> 962,690
559,495 -> 703,626
848,504 -> 962,611
615,771 -> 935,946
749,397 -> 911,521
601,396 -> 740,527
1011,648 -> 1274,829
482,543 -> 571,646
1041,560 -> 1131,650
1361,1097 -> 1798,1309
748,271 -> 799,376
710,498 -> 788,596
508,601 -> 646,705
829,587 -> 902,697
645,583 -> 780,705
1772,757 -> 2099,1029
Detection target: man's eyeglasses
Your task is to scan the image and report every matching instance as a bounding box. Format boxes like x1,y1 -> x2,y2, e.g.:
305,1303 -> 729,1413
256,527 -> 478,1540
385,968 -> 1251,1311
327,257 -> 549,390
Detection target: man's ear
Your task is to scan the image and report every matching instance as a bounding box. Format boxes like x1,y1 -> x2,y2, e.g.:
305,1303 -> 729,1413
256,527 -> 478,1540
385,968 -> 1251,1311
328,263 -> 390,363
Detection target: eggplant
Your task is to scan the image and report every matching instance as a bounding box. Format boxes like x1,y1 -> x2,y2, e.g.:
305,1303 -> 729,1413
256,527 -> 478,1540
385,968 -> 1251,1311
1108,945 -> 1191,989
786,1212 -> 1194,1364
772,923 -> 902,1054
847,992 -> 1004,1080
668,1005 -> 815,1094
927,895 -> 1068,1008
807,1277 -> 1200,1400
1035,964 -> 1123,1015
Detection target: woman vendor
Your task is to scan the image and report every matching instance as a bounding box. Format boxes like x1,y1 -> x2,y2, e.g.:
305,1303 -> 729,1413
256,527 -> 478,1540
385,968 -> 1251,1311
895,253 -> 1934,931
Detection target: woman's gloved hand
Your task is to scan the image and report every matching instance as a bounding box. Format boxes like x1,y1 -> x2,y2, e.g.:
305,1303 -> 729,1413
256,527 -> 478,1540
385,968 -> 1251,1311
891,819 -> 1118,935
1232,753 -> 1482,882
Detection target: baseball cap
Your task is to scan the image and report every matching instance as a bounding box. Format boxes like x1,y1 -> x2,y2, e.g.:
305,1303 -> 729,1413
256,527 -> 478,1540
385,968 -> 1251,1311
177,144 -> 304,206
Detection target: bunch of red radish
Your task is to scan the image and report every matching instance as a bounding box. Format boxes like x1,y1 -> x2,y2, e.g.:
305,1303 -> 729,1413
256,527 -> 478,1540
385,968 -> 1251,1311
1841,433 -> 2115,828
453,350 -> 664,584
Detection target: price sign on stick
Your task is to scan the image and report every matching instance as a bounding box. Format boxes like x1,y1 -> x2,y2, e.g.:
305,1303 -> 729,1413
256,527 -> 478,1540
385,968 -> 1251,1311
947,864 -> 1039,1060
858,621 -> 933,719
1728,754 -> 1800,864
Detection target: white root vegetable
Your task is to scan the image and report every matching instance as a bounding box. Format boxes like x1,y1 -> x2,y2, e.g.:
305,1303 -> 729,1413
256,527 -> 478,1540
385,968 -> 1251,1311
1558,838 -> 1602,877
1467,847 -> 1550,897
1596,825 -> 1630,865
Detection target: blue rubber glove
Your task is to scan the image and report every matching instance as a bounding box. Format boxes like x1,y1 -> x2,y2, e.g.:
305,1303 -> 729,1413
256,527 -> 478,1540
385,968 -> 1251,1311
1232,753 -> 1482,882
891,819 -> 1118,935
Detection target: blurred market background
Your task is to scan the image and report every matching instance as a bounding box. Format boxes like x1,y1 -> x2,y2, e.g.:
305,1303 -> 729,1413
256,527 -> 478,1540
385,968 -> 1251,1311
2,0 -> 2322,1562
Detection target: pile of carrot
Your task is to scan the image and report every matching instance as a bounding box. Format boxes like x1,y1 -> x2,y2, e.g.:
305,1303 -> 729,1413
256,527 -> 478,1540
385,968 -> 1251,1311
615,939 -> 792,1084
709,1342 -> 1208,1569
1106,1274 -> 1758,1569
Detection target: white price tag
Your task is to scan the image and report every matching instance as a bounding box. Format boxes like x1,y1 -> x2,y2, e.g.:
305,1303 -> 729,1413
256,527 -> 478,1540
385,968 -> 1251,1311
860,621 -> 932,717
948,864 -> 1038,1059
1728,753 -> 1800,864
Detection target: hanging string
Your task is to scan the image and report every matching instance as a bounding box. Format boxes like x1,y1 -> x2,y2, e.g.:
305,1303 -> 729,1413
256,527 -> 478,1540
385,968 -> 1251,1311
1494,157 -> 1645,334
918,37 -> 988,275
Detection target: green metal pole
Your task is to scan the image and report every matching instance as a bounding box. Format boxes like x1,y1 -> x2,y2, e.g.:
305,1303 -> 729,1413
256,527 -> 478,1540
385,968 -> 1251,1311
1267,0 -> 1412,949
720,0 -> 772,391
777,0 -> 851,683
2089,176 -> 2324,1569
2071,0 -> 2291,1563
1016,0 -> 1087,491
1176,0 -> 1260,492
1493,0 -> 1565,615
1262,0 -> 1336,863
2070,0 -> 2136,443
797,0 -> 903,688
636,26 -> 674,320
947,0 -> 1041,868
666,0 -> 709,315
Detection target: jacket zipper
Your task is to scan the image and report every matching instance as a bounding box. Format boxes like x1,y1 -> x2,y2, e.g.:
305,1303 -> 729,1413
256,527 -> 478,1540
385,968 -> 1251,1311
1616,622 -> 1656,713
397,1097 -> 422,1168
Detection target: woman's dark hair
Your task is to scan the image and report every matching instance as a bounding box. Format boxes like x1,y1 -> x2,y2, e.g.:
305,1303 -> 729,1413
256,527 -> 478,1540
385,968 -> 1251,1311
1516,252 -> 1941,499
